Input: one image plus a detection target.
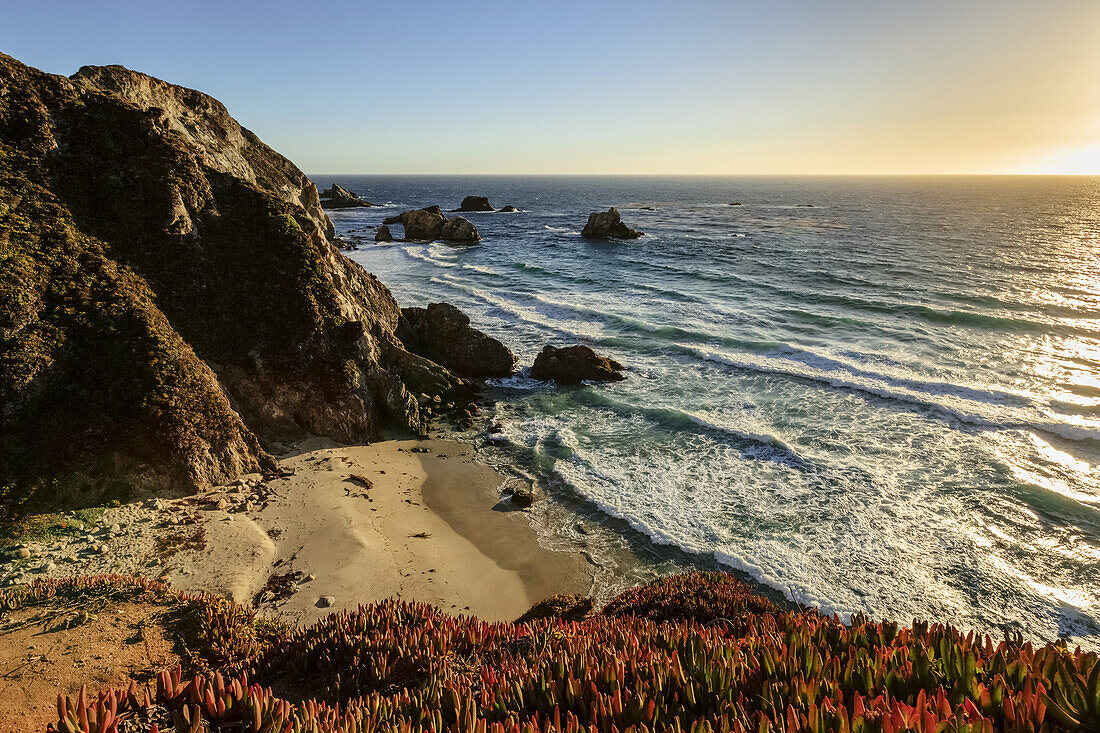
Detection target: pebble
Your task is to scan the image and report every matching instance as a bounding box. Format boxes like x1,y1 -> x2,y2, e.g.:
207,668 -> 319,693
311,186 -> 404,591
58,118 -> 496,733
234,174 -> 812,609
14,547 -> 31,559
215,498 -> 230,510
317,595 -> 335,608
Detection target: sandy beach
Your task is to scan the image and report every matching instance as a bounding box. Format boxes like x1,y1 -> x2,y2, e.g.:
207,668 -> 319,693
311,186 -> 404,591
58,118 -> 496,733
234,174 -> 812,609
166,437 -> 593,624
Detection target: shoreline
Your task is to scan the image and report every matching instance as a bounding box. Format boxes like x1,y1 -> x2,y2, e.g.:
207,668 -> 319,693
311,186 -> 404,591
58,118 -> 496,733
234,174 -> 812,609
166,436 -> 593,624
0,437 -> 594,625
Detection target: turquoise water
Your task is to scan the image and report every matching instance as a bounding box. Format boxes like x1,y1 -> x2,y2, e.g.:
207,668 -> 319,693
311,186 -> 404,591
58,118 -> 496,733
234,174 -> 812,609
322,175 -> 1100,647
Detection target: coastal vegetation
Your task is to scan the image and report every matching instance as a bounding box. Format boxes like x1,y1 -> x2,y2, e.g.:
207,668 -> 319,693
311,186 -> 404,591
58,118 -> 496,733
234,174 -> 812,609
3,572 -> 1095,733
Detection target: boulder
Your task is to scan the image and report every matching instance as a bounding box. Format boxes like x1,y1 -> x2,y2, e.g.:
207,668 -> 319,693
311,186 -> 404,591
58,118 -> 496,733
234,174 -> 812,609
498,205 -> 519,212
441,216 -> 480,243
504,485 -> 534,508
397,303 -> 516,378
453,195 -> 494,212
320,183 -> 374,208
375,224 -> 394,242
391,207 -> 481,242
580,207 -> 643,239
400,206 -> 447,241
530,345 -> 625,384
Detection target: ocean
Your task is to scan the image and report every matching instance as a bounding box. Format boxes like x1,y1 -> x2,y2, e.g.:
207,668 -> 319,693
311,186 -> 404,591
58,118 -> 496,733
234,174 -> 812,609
318,174 -> 1100,648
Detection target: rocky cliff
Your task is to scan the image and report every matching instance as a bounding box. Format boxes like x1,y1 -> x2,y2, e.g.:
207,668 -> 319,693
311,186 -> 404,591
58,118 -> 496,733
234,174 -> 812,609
0,53 -> 465,509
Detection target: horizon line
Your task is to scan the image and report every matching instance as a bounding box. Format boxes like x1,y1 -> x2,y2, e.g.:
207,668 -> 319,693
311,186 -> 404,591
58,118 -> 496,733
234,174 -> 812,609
306,172 -> 1100,178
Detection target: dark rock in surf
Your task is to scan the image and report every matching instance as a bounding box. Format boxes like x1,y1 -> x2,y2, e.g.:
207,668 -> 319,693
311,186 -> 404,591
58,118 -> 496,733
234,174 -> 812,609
530,345 -> 625,384
320,183 -> 374,208
397,302 -> 516,378
581,207 -> 643,239
498,205 -> 519,212
441,216 -> 479,242
504,485 -> 534,508
392,207 -> 481,242
375,224 -> 394,242
453,195 -> 494,212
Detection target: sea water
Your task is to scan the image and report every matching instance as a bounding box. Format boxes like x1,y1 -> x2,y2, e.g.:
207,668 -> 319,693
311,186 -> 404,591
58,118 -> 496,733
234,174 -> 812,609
320,175 -> 1100,648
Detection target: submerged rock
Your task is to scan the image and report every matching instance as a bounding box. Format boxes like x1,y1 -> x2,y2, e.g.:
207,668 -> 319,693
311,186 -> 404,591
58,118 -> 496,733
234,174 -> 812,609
498,205 -> 519,213
581,207 -> 643,239
453,195 -> 494,212
530,345 -> 625,384
397,303 -> 516,378
320,183 -> 374,208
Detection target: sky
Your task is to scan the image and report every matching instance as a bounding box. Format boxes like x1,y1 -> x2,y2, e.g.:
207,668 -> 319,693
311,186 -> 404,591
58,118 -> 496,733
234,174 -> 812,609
1,0 -> 1098,175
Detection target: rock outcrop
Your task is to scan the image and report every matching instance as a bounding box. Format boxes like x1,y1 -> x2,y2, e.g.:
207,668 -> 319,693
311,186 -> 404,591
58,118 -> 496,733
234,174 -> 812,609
0,53 -> 467,508
386,207 -> 481,243
397,303 -> 516,378
375,224 -> 394,242
441,216 -> 479,242
498,205 -> 519,213
453,195 -> 493,212
320,183 -> 373,208
581,207 -> 643,240
530,345 -> 625,384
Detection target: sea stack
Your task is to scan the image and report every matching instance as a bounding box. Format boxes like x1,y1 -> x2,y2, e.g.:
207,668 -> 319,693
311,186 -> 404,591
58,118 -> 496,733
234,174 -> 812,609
389,207 -> 482,242
581,207 -> 643,239
453,195 -> 494,212
320,183 -> 374,208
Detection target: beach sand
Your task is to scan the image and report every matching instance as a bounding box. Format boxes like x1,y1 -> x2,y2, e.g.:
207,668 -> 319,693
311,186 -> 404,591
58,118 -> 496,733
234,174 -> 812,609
166,436 -> 593,624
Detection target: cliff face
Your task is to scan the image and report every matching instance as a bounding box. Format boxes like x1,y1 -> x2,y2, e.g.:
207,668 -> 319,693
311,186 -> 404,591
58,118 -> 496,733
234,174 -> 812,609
0,53 -> 461,508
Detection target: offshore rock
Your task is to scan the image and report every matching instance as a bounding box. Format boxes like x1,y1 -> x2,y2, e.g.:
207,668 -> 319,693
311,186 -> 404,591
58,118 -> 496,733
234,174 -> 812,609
441,216 -> 479,243
0,53 -> 461,507
320,183 -> 373,208
375,224 -> 394,242
581,207 -> 643,239
397,303 -> 516,378
530,345 -> 625,384
393,207 -> 481,243
498,205 -> 519,212
453,195 -> 494,212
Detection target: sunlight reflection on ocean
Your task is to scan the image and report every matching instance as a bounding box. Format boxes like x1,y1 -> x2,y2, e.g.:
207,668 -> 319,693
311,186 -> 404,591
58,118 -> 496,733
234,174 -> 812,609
322,175 -> 1100,648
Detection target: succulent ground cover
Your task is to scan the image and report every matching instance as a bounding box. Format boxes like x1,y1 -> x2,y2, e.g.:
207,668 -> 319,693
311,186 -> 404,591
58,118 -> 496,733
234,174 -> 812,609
2,572 -> 1096,733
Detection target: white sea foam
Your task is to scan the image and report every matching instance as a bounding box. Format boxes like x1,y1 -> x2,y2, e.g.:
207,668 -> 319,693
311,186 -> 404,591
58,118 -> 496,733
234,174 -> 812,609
432,275 -> 604,339
401,245 -> 456,268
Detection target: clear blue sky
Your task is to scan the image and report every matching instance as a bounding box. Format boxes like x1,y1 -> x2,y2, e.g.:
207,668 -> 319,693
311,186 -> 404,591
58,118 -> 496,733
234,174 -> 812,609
2,0 -> 1098,174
